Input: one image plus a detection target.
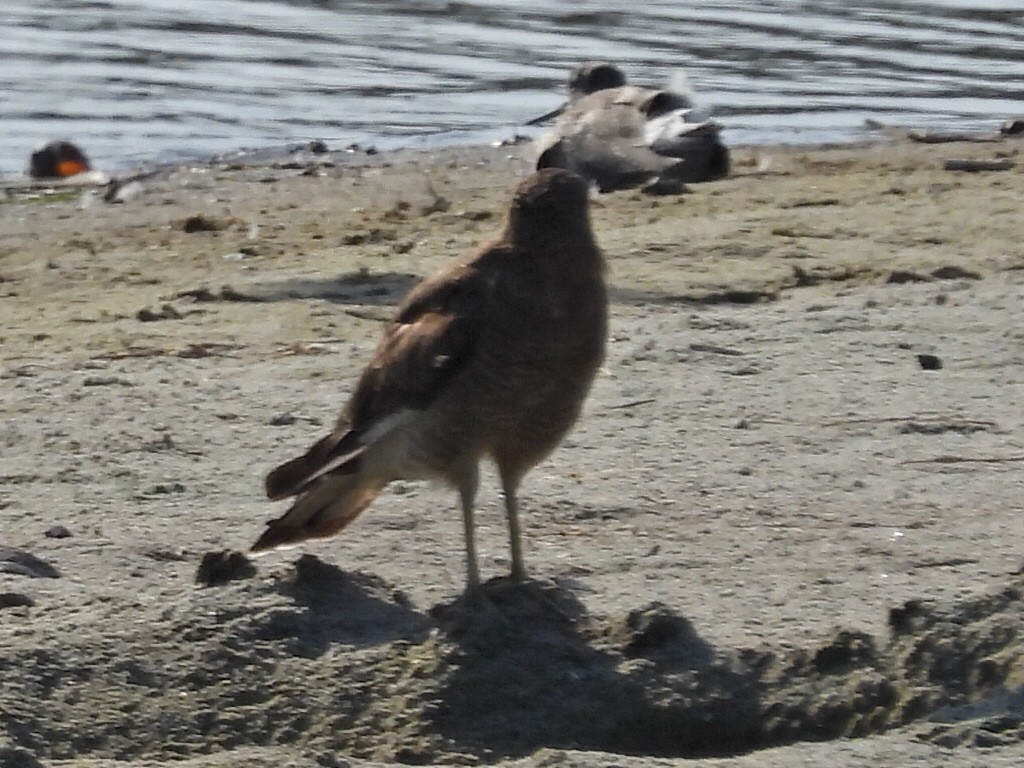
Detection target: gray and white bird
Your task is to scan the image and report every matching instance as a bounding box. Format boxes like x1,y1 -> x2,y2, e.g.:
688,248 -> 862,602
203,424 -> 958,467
530,61 -> 729,194
251,168 -> 608,589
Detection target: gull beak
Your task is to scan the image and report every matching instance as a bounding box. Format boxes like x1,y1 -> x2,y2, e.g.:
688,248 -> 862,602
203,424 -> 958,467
525,102 -> 567,126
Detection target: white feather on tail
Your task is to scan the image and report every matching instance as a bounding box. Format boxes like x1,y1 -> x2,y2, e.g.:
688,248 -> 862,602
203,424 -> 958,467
251,474 -> 384,553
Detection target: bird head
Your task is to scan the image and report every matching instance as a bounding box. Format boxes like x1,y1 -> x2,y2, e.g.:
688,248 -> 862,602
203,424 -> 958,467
525,61 -> 629,126
505,169 -> 594,247
568,62 -> 628,98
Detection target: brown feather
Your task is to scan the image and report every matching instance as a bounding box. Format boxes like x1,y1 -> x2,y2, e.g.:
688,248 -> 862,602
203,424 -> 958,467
252,475 -> 383,553
264,429 -> 363,500
344,303 -> 480,429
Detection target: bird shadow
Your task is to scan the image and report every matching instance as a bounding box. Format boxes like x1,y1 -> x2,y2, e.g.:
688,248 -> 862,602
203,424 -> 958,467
245,270 -> 771,311
249,554 -> 431,656
426,577 -> 761,759
252,270 -> 421,306
609,284 -> 777,307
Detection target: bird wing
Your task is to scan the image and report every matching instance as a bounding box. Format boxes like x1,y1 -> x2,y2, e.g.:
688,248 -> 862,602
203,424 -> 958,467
264,429 -> 365,501
557,106 -> 683,192
345,258 -> 491,427
264,256 -> 495,501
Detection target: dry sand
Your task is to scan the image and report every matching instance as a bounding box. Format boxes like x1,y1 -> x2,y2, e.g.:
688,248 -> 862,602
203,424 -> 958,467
1,135 -> 1023,768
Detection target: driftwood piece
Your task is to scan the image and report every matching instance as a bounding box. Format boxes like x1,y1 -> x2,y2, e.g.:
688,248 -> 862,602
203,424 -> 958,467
864,118 -> 1024,144
902,454 -> 1024,466
943,158 -> 1015,172
907,130 -> 1002,144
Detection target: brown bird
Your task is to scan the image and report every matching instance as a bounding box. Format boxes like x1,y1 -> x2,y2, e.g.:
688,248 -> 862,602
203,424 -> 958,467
251,168 -> 608,588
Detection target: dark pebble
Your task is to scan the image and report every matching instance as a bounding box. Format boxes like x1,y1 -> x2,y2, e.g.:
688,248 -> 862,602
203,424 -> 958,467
0,746 -> 46,768
195,550 -> 257,586
0,592 -> 35,609
0,547 -> 60,578
182,215 -> 222,233
137,304 -> 182,322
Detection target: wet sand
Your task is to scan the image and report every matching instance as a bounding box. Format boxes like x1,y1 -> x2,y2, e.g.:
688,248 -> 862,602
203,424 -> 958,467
1,136 -> 1023,767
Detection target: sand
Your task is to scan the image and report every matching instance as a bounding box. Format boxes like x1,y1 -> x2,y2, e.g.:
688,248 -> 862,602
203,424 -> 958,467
1,134 -> 1023,768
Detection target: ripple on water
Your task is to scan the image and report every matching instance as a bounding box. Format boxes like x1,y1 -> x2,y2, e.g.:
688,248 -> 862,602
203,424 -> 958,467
1,0 -> 1022,173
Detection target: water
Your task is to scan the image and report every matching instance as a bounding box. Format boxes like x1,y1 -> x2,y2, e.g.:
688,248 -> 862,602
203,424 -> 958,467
3,0 -> 1022,175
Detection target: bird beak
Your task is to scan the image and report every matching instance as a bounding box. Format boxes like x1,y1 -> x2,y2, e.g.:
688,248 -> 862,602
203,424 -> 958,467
525,102 -> 566,126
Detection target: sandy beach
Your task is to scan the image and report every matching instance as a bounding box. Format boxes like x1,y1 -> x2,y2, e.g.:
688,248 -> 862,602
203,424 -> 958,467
1,134 -> 1023,768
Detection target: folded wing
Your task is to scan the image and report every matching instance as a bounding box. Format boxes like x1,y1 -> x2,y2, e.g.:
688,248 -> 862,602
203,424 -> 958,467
252,258 -> 491,553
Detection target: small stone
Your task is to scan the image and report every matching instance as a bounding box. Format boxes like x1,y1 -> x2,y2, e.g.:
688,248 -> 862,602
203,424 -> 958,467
888,270 -> 929,284
0,547 -> 60,578
974,730 -> 1008,748
83,375 -> 133,387
888,599 -> 926,633
181,215 -> 223,233
148,482 -> 185,495
137,304 -> 182,322
269,412 -> 298,426
931,265 -> 979,281
0,746 -> 46,768
621,602 -> 703,658
195,550 -> 257,586
917,353 -> 943,370
44,525 -> 72,539
0,592 -> 35,609
812,630 -> 875,672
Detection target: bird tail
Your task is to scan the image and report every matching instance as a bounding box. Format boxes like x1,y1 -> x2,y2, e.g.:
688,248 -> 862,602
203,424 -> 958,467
251,473 -> 384,553
264,429 -> 364,501
254,426 -> 382,553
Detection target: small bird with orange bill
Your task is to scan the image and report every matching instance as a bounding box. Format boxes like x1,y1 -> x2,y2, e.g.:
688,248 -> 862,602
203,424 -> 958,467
29,140 -> 92,180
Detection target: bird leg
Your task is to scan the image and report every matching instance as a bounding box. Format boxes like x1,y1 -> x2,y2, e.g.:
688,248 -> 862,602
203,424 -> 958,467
458,463 -> 481,589
499,467 -> 527,581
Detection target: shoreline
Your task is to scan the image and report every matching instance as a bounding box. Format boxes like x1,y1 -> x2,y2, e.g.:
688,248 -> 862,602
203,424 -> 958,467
0,124 -> 864,184
4,113 -> 1014,192
4,133 -> 1022,363
2,133 -> 1023,768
